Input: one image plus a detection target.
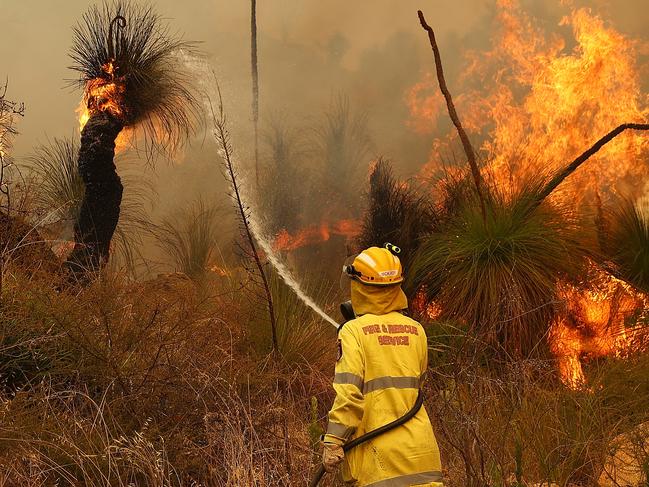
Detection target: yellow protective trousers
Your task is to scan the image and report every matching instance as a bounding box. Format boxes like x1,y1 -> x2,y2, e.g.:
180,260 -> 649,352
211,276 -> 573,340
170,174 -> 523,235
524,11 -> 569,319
324,306 -> 443,487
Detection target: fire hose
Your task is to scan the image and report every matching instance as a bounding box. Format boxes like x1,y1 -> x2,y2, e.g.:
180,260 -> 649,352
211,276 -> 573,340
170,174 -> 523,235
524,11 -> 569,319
309,301 -> 425,487
309,391 -> 424,487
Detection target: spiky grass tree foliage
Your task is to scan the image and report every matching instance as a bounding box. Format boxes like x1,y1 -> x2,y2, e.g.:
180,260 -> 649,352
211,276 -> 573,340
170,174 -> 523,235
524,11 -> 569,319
155,200 -> 223,282
66,1 -> 199,276
258,119 -> 306,234
597,196 -> 649,293
27,137 -> 151,275
407,179 -> 586,359
357,159 -> 437,270
312,96 -> 372,215
267,272 -> 333,367
28,138 -> 84,224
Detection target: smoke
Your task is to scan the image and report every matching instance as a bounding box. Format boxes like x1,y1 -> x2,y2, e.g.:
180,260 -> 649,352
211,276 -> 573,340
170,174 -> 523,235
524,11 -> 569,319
1,0 -> 647,277
180,50 -> 339,327
5,1 -> 645,164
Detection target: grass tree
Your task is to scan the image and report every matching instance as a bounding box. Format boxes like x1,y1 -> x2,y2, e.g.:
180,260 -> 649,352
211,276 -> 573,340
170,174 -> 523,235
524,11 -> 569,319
405,10 -> 649,360
313,96 -> 372,215
66,1 -> 199,277
357,158 -> 437,271
407,179 -> 587,359
597,196 -> 649,294
258,118 -> 306,234
155,200 -> 224,282
26,137 -> 151,275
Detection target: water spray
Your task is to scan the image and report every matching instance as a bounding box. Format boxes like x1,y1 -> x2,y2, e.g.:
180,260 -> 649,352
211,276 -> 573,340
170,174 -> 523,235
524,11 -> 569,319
247,214 -> 340,328
182,53 -> 339,329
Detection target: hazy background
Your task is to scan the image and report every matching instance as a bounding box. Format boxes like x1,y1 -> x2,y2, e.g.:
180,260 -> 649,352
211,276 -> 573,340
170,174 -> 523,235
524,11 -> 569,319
4,0 -> 647,160
2,0 -> 648,274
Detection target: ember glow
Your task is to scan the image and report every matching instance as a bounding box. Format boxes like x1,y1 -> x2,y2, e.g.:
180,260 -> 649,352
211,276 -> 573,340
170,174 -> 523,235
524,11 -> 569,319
550,264 -> 649,388
76,61 -> 132,151
407,1 -> 649,387
273,219 -> 359,252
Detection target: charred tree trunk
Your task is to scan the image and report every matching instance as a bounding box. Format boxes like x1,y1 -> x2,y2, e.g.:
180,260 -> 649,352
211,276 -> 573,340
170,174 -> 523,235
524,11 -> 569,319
66,110 -> 124,276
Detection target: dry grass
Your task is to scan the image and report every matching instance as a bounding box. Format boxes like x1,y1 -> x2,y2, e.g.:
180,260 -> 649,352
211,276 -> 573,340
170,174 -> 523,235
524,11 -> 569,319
0,255 -> 334,486
2,220 -> 649,486
424,320 -> 649,487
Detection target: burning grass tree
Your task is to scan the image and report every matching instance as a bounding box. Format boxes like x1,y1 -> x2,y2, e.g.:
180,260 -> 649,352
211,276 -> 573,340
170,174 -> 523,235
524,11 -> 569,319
407,179 -> 587,359
384,10 -> 649,360
66,1 -> 198,276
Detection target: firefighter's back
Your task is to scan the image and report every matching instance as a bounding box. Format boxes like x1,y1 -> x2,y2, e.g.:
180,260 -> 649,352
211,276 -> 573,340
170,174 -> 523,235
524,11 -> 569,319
342,311 -> 443,487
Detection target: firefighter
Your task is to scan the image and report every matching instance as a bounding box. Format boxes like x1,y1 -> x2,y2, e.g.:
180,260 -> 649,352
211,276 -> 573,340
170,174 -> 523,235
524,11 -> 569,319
321,245 -> 443,486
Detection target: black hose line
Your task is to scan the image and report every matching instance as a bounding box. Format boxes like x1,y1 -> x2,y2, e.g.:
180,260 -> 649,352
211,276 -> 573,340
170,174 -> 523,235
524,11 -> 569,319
309,390 -> 424,487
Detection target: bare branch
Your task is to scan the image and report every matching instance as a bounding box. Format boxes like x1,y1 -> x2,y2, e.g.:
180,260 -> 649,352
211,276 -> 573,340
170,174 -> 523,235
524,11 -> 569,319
208,81 -> 278,352
417,10 -> 486,222
532,123 -> 649,209
251,0 -> 260,188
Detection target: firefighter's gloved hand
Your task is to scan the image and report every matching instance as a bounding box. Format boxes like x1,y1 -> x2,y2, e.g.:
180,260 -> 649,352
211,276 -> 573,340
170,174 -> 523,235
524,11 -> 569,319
322,442 -> 344,473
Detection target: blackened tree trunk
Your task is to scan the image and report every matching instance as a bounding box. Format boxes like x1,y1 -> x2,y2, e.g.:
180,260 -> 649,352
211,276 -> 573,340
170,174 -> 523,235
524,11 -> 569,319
66,110 -> 124,276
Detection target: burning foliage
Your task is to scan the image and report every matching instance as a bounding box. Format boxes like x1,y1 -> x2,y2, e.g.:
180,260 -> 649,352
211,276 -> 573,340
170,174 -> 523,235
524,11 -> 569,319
70,1 -> 200,154
597,196 -> 649,294
262,97 -> 372,254
273,219 -> 358,252
65,1 -> 199,277
364,2 -> 649,379
551,263 -> 649,388
412,1 -> 649,201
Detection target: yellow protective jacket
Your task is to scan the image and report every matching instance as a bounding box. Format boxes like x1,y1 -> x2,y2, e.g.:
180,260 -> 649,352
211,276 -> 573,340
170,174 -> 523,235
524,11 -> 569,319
324,280 -> 443,487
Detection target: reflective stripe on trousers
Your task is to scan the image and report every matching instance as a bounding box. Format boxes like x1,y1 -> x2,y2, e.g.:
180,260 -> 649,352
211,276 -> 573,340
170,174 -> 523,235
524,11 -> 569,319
364,470 -> 444,486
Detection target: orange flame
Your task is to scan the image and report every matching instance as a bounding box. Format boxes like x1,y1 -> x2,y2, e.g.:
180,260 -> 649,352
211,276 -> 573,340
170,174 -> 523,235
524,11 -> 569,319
77,61 -> 132,152
410,1 -> 649,200
406,2 -> 649,386
273,219 -> 359,252
406,73 -> 444,135
550,264 -> 649,388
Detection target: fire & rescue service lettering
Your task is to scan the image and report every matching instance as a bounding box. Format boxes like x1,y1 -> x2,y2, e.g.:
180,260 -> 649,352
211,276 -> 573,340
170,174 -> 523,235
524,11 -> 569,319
362,323 -> 418,346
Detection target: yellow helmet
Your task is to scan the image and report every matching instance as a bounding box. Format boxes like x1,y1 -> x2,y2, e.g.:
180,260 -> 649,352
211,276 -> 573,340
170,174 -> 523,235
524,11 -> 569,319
343,244 -> 403,286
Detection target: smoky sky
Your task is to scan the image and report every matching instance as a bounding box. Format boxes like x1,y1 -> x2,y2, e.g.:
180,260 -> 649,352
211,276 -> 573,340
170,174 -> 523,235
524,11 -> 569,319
2,0 -> 648,217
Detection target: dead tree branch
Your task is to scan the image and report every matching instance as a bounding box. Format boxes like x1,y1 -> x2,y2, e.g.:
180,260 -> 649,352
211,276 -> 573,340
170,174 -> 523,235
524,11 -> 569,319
0,80 -> 25,213
532,123 -> 649,210
417,10 -> 486,222
209,84 -> 278,352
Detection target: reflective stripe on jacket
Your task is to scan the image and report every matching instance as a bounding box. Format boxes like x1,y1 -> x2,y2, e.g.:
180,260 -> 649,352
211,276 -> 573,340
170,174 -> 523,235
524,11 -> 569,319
324,284 -> 443,487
